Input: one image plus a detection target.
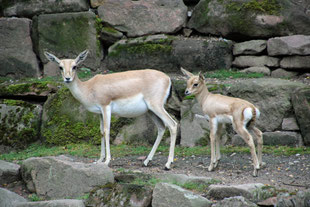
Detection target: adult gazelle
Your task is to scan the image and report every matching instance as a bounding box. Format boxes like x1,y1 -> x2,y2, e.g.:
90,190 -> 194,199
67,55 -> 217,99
45,50 -> 177,169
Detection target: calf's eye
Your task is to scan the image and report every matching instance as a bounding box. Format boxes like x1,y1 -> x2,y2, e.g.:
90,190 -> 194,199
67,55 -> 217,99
72,66 -> 77,70
193,83 -> 199,87
59,67 -> 63,70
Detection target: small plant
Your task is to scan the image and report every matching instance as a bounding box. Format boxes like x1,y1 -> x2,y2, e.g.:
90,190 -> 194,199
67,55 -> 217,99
205,69 -> 265,79
28,194 -> 42,201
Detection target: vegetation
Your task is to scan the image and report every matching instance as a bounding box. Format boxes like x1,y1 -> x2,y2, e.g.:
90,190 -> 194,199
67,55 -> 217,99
205,69 -> 265,79
1,143 -> 309,162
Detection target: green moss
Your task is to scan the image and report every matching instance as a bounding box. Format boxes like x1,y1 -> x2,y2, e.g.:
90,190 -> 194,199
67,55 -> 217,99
109,42 -> 172,57
101,27 -> 119,34
1,81 -> 60,96
0,100 -> 39,148
224,0 -> 282,15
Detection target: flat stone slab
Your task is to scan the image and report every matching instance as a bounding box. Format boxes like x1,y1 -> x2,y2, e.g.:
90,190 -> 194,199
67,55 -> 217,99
0,187 -> 27,207
152,182 -> 212,207
16,199 -> 85,207
268,35 -> 310,56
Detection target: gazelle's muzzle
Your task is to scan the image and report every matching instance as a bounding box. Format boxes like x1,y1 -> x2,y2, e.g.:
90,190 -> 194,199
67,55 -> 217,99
185,90 -> 191,95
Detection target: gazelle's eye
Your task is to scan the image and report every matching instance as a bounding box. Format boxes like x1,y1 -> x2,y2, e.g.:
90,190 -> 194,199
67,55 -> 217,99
59,66 -> 63,70
72,66 -> 77,70
193,83 -> 199,87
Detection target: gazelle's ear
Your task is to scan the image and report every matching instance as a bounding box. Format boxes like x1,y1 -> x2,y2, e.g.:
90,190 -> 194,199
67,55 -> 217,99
199,71 -> 205,81
44,51 -> 61,64
75,50 -> 89,65
181,67 -> 194,78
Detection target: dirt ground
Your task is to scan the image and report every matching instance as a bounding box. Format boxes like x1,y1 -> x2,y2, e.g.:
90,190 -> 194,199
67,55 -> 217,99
109,152 -> 310,192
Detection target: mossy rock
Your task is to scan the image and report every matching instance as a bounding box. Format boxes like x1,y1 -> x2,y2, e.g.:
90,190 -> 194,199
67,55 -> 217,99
188,0 -> 310,40
86,182 -> 153,207
41,87 -> 130,145
34,11 -> 102,72
0,99 -> 41,148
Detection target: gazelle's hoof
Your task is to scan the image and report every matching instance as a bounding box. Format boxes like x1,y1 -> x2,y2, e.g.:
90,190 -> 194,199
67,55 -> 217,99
252,169 -> 258,177
164,163 -> 171,171
143,159 -> 150,167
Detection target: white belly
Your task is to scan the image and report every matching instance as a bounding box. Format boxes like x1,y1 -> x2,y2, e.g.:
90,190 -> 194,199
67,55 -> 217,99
111,94 -> 148,117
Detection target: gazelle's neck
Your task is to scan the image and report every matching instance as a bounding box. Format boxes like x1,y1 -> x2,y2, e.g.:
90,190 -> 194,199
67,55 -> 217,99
66,74 -> 85,102
196,84 -> 210,106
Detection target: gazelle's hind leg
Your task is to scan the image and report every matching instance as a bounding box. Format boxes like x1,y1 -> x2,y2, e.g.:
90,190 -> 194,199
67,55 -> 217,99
250,126 -> 264,167
143,111 -> 166,167
235,123 -> 260,177
147,104 -> 177,170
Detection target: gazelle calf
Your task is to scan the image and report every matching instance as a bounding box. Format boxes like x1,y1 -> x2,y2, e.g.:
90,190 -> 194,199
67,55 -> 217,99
181,68 -> 263,176
44,50 -> 177,169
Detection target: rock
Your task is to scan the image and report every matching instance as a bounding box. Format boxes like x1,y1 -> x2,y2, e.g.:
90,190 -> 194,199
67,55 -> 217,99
0,18 -> 40,79
282,117 -> 299,131
100,27 -> 124,45
152,182 -> 212,207
180,99 -> 210,147
240,66 -> 270,76
280,56 -> 310,70
154,173 -> 220,186
227,78 -> 307,132
20,155 -> 114,199
97,0 -> 187,37
207,183 -> 270,202
15,200 -> 85,207
212,196 -> 258,207
233,56 -> 280,68
2,0 -> 89,18
233,40 -> 267,55
276,190 -> 310,207
0,188 -> 27,207
291,87 -> 310,146
114,114 -> 157,145
172,37 -> 233,72
188,0 -> 310,40
32,11 -> 102,73
271,69 -> 298,79
0,99 -> 42,148
264,131 -> 303,146
267,35 -> 310,56
0,160 -> 20,185
86,183 -> 152,207
106,35 -> 233,73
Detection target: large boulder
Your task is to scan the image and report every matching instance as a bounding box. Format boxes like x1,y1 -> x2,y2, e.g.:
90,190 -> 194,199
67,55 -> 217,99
0,188 -> 27,207
0,99 -> 42,148
291,87 -> 310,145
188,0 -> 310,40
226,78 -> 307,132
152,182 -> 212,207
0,160 -> 20,185
21,155 -> 114,199
105,34 -> 232,72
180,99 -> 210,147
267,35 -> 310,56
97,0 -> 187,37
0,18 -> 39,79
32,11 -> 102,74
2,0 -> 89,18
86,183 -> 153,207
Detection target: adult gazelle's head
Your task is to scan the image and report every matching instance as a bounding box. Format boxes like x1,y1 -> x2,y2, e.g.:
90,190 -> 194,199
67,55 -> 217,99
44,50 -> 89,83
181,67 -> 205,96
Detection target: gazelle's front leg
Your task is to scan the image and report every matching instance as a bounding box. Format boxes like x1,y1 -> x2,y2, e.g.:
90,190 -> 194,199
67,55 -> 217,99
208,118 -> 218,172
101,105 -> 112,165
214,123 -> 224,168
97,116 -> 105,163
